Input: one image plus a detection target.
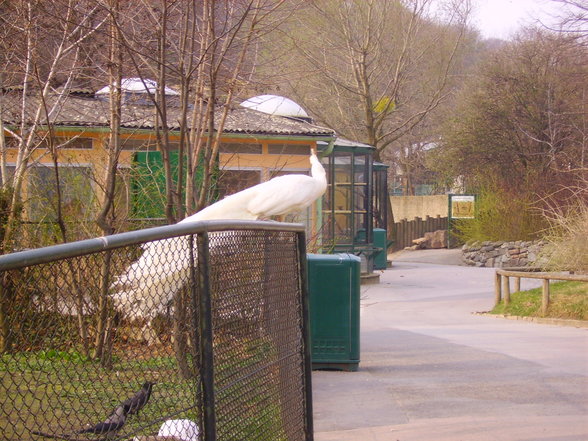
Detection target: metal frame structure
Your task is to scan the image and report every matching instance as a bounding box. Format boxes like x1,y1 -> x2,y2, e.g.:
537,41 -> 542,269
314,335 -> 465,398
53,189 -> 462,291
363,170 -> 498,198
373,161 -> 389,231
317,139 -> 394,273
318,139 -> 374,253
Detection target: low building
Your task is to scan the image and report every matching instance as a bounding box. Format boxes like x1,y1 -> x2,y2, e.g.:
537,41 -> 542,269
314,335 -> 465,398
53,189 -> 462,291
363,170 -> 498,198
0,82 -> 335,239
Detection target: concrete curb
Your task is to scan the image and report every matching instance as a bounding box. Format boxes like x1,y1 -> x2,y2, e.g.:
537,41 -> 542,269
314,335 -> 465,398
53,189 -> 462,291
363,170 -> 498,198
474,312 -> 588,328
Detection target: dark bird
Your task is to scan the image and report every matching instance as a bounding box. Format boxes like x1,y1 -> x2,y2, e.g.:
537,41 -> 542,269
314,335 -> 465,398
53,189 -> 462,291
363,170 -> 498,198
77,405 -> 127,435
121,381 -> 155,415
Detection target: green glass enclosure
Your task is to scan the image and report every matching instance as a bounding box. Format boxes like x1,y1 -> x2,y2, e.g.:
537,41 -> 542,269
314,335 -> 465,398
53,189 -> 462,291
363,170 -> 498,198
319,139 -> 374,253
318,139 -> 389,273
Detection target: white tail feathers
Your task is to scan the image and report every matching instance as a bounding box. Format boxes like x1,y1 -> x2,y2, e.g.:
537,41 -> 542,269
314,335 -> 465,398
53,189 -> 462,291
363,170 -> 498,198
111,237 -> 191,320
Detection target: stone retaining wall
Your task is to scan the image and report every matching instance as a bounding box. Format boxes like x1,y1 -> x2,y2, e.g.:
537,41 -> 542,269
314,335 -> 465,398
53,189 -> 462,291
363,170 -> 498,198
462,240 -> 545,268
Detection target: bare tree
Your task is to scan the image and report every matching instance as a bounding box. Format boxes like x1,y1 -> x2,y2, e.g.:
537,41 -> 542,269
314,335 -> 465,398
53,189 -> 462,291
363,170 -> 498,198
92,0 -> 123,236
548,0 -> 588,38
431,30 -> 588,198
190,0 -> 289,213
260,0 -> 473,161
0,0 -> 108,353
0,0 -> 108,249
84,0 -> 294,375
102,0 -> 291,222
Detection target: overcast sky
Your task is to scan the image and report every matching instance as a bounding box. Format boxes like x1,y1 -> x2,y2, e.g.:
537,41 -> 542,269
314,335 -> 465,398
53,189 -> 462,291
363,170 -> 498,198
471,0 -> 563,39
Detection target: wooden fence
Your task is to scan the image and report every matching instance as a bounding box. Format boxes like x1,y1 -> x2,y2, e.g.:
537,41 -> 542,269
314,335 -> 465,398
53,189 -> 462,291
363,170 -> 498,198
495,268 -> 588,314
392,215 -> 448,251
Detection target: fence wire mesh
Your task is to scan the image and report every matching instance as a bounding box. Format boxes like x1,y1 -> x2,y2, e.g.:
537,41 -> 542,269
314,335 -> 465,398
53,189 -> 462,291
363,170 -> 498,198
0,221 -> 312,441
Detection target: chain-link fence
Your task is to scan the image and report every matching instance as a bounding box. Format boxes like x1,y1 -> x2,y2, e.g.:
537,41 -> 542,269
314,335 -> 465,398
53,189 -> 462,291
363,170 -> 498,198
0,220 -> 313,441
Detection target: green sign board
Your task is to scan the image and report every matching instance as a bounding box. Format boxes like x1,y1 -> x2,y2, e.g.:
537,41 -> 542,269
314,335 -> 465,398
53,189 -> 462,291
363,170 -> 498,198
447,194 -> 476,247
449,194 -> 476,220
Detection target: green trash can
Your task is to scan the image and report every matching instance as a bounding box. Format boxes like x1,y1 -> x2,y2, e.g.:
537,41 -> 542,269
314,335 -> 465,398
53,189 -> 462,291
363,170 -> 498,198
373,228 -> 388,270
307,253 -> 361,371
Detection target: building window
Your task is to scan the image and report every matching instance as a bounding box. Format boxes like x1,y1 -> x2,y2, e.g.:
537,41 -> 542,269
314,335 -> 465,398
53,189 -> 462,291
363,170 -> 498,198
114,167 -> 132,221
268,169 -> 308,179
216,169 -> 261,198
27,165 -> 95,221
0,165 -> 16,184
120,138 -> 179,151
267,144 -> 310,155
37,137 -> 93,149
13,136 -> 93,150
59,137 -> 93,149
219,143 -> 262,154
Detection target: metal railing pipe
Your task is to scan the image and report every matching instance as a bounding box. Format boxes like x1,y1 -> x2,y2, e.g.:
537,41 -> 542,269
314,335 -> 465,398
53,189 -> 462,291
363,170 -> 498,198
0,220 -> 305,271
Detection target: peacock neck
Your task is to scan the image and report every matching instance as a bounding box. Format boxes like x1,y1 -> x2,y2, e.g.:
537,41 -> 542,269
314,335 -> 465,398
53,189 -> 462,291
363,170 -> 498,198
310,154 -> 326,181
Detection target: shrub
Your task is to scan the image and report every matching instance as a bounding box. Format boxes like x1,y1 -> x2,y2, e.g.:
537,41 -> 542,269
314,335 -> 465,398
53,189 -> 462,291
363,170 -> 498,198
541,202 -> 588,273
452,188 -> 546,244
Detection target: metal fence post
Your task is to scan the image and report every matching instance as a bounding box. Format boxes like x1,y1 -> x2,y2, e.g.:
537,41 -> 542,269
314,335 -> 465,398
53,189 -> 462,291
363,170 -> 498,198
297,231 -> 314,441
189,235 -> 203,432
197,232 -> 216,441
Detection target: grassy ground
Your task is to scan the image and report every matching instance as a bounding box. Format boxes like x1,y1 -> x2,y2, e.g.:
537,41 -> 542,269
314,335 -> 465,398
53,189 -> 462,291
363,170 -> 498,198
0,335 -> 289,441
0,350 -> 198,440
491,281 -> 588,321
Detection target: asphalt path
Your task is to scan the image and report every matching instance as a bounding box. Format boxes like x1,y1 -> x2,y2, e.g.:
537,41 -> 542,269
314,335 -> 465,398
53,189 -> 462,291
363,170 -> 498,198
311,250 -> 588,441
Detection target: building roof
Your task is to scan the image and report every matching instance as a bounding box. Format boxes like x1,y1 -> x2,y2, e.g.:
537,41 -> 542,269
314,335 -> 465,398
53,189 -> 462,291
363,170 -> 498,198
0,91 -> 335,138
240,95 -> 310,119
95,78 -> 180,96
318,137 -> 375,152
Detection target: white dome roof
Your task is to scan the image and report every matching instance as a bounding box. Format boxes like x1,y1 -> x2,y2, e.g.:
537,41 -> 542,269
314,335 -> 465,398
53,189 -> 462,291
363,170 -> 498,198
96,78 -> 179,96
240,95 -> 309,118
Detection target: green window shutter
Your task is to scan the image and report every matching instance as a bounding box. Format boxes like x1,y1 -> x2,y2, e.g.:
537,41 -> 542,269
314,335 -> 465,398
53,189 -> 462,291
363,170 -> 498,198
131,150 -> 219,219
132,151 -> 169,219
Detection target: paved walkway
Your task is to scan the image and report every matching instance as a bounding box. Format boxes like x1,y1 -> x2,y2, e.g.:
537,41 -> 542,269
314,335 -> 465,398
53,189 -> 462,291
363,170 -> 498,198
311,250 -> 588,441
